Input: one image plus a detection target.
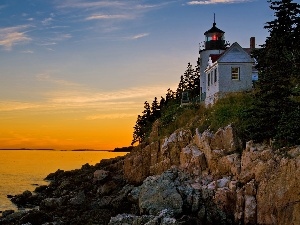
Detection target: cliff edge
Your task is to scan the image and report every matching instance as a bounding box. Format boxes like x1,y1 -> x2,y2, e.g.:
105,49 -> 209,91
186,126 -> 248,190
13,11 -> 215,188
121,125 -> 300,225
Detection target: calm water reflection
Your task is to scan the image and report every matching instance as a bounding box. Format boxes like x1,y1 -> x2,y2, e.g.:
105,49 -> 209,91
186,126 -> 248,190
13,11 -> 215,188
0,150 -> 127,212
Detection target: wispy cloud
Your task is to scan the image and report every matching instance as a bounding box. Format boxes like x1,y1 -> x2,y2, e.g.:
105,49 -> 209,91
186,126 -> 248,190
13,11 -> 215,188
86,113 -> 137,120
0,25 -> 32,50
21,50 -> 34,54
187,0 -> 253,5
130,33 -> 149,40
49,85 -> 169,105
0,5 -> 7,10
0,101 -> 42,111
57,1 -> 125,9
36,73 -> 80,87
42,17 -> 54,25
86,14 -> 134,21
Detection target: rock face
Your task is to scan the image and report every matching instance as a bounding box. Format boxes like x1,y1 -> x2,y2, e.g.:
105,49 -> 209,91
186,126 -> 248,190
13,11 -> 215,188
1,125 -> 299,225
124,129 -> 192,184
122,125 -> 300,225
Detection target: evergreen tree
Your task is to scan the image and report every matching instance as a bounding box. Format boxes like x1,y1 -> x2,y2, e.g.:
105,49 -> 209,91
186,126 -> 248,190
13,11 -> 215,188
159,96 -> 166,110
245,0 -> 300,145
183,62 -> 194,91
176,75 -> 185,101
142,101 -> 151,120
176,62 -> 198,102
131,115 -> 145,145
191,63 -> 200,100
131,101 -> 152,145
165,88 -> 176,105
151,97 -> 161,121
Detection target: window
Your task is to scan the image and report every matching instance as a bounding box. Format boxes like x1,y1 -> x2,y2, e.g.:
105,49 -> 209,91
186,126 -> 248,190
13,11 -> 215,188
231,67 -> 240,80
214,68 -> 217,83
208,73 -> 210,86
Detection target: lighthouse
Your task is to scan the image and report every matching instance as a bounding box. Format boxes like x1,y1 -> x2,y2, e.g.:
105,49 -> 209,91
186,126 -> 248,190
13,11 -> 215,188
198,15 -> 227,101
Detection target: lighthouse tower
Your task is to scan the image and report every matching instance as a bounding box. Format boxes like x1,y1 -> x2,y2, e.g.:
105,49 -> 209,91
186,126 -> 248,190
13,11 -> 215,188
198,15 -> 227,101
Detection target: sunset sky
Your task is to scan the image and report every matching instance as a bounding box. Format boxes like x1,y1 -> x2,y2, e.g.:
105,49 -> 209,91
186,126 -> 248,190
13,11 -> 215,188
0,0 -> 272,150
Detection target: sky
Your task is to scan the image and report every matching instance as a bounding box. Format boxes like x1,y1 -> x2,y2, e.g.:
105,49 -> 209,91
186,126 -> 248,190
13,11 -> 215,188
0,0 -> 273,150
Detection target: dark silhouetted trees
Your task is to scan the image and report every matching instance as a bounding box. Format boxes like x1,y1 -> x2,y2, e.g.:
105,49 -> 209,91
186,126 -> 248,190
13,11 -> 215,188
131,63 -> 200,145
244,0 -> 300,146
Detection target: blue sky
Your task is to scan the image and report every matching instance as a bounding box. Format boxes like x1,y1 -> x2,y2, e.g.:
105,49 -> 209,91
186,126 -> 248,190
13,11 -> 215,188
0,0 -> 273,149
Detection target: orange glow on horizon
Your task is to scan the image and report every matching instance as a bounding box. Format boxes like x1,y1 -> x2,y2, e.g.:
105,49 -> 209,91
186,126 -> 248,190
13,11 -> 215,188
0,110 -> 136,150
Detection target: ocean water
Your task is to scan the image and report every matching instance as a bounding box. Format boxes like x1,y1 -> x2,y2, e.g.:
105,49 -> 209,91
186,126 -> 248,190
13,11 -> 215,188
0,150 -> 127,213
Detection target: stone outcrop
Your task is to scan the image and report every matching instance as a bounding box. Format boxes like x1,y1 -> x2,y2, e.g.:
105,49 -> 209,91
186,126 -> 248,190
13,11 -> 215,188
124,129 -> 193,184
122,125 -> 300,225
137,171 -> 183,215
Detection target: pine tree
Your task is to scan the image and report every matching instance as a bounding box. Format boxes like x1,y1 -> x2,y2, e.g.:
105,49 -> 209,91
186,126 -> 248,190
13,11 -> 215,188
131,101 -> 152,145
151,97 -> 161,121
183,62 -> 194,91
165,88 -> 176,105
191,63 -> 200,100
131,115 -> 144,145
159,96 -> 166,110
245,0 -> 300,145
176,75 -> 185,101
176,62 -> 198,102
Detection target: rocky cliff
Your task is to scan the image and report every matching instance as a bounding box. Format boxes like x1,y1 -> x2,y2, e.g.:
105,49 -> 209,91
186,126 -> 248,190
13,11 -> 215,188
121,125 -> 300,225
0,125 -> 299,225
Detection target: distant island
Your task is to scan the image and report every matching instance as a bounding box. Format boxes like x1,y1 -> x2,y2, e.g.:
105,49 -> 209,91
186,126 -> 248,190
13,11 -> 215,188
70,149 -> 110,152
112,146 -> 134,152
0,148 -> 133,152
0,148 -> 54,151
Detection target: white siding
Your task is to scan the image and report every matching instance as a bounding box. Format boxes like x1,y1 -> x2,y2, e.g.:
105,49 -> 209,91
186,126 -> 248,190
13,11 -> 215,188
218,63 -> 253,93
199,49 -> 225,100
204,43 -> 254,106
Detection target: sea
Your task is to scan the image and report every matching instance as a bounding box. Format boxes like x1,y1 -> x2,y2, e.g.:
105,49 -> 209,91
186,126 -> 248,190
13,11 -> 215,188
0,150 -> 127,213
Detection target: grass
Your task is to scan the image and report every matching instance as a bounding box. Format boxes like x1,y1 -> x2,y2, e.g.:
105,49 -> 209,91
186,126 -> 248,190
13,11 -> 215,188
157,92 -> 254,140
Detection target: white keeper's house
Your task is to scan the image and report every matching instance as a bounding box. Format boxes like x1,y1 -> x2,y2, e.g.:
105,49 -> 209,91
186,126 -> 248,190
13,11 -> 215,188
198,19 -> 258,106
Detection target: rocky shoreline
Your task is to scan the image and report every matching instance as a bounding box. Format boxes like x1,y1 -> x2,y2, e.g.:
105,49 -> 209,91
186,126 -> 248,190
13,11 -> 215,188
0,125 -> 299,225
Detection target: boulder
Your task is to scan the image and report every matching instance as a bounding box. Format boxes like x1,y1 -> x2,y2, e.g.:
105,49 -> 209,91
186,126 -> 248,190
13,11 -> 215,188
0,211 -> 28,223
98,180 -> 118,195
1,210 -> 14,218
137,169 -> 183,215
19,210 -> 52,225
93,170 -> 109,182
11,190 -> 32,206
40,197 -> 63,210
69,191 -> 85,205
108,214 -> 137,225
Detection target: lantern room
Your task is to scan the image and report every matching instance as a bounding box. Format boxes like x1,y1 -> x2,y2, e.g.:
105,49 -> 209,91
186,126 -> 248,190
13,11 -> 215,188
204,16 -> 226,50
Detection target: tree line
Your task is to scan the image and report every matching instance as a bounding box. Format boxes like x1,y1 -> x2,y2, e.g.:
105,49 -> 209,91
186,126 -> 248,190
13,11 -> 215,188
131,62 -> 200,145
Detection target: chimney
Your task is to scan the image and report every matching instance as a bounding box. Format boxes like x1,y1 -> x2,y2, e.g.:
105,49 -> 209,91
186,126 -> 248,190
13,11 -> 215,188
250,37 -> 255,49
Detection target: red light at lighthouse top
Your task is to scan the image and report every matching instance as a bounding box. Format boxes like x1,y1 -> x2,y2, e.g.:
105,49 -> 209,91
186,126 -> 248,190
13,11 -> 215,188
204,14 -> 226,50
